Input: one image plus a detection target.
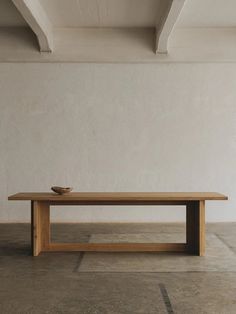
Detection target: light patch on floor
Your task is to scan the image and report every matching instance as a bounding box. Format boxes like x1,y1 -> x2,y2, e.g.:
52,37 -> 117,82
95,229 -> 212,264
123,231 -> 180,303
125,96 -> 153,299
79,233 -> 236,272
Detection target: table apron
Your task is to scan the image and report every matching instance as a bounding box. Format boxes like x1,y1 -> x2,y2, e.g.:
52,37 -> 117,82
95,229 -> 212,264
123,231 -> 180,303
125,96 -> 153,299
46,200 -> 189,206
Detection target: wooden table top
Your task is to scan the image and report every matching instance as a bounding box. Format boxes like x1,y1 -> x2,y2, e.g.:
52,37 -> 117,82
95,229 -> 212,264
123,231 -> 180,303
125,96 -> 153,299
8,192 -> 228,201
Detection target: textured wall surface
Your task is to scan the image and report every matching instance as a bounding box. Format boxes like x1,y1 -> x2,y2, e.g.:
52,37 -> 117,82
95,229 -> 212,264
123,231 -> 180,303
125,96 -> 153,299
0,63 -> 235,222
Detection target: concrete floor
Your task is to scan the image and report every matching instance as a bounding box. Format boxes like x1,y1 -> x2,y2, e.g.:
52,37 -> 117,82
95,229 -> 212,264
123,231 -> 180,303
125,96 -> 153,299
1,223 -> 236,314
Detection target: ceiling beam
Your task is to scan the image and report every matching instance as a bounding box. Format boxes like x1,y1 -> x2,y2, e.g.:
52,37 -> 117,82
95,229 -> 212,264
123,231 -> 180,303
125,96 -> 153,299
156,0 -> 186,54
12,0 -> 53,52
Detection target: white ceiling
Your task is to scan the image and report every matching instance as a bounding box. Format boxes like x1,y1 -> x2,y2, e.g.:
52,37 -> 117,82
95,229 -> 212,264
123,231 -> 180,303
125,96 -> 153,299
0,0 -> 27,27
1,0 -> 236,61
177,0 -> 236,28
40,0 -> 162,28
1,0 -> 236,29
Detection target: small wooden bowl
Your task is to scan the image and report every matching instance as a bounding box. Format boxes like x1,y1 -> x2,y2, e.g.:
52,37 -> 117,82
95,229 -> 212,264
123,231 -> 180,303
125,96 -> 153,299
51,186 -> 73,195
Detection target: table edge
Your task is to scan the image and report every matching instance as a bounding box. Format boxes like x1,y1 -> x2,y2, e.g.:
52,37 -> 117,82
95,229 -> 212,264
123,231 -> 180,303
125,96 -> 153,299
8,192 -> 228,201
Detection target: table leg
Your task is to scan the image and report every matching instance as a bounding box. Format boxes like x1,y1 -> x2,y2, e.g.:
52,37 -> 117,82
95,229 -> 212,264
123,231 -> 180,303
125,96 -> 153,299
31,201 -> 50,256
186,200 -> 205,256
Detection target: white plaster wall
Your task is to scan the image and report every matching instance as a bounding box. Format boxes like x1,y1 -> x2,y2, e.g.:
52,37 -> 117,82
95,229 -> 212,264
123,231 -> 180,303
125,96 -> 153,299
0,63 -> 235,222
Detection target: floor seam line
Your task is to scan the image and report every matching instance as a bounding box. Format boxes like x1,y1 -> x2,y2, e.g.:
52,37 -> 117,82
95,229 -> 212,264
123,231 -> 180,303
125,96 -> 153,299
159,283 -> 174,314
214,233 -> 236,254
73,235 -> 91,272
73,252 -> 85,272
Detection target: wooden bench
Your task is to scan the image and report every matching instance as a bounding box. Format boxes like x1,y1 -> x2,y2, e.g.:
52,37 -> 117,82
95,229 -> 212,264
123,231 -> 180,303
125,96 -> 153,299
8,192 -> 227,256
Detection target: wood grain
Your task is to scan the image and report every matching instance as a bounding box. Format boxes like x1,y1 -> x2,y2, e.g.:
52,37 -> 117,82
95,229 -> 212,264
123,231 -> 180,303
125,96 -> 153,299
47,242 -> 187,252
10,192 -> 227,256
186,200 -> 205,256
8,192 -> 228,202
31,201 -> 50,256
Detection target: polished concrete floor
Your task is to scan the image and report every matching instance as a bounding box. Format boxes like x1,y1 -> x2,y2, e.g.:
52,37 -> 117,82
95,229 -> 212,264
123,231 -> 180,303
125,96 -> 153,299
1,223 -> 236,314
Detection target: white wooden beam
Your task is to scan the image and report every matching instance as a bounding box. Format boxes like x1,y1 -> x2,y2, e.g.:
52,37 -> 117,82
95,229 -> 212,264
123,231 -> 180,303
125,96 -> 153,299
156,0 -> 186,54
1,27 -> 236,63
12,0 -> 53,52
